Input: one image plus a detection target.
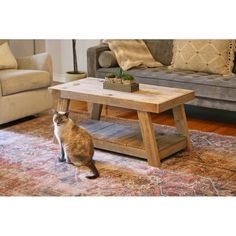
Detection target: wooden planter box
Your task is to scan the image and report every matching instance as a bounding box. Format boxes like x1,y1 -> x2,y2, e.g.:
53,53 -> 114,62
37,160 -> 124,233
103,81 -> 139,92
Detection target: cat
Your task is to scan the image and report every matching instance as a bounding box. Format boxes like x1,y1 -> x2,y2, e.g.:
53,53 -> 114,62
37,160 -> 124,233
53,111 -> 99,179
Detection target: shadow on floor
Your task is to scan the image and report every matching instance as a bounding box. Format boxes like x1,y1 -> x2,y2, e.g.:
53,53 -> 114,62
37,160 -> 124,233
0,116 -> 38,129
184,105 -> 236,125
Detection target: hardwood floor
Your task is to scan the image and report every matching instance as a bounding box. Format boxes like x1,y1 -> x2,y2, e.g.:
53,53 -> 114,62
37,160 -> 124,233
70,101 -> 236,136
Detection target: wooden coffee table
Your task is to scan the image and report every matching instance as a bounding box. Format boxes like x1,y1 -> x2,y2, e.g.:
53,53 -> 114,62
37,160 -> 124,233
49,77 -> 195,167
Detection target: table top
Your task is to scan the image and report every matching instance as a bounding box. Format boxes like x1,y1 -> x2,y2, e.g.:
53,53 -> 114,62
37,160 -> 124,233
49,77 -> 195,113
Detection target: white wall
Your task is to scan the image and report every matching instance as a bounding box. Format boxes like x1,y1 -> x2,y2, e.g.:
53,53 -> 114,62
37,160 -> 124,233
45,39 -> 100,82
77,40 -> 101,72
9,40 -> 46,57
8,39 -> 100,82
45,40 -> 62,77
10,40 -> 34,57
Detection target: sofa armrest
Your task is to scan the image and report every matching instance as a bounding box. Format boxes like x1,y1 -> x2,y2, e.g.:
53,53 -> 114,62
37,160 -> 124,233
87,44 -> 110,77
16,53 -> 53,81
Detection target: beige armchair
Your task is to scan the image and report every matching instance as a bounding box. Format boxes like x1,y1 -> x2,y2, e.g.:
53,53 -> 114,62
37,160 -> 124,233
0,42 -> 53,125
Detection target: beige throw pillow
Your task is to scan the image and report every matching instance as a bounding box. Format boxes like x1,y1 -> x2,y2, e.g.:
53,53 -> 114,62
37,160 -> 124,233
0,42 -> 17,70
169,40 -> 235,76
106,40 -> 163,70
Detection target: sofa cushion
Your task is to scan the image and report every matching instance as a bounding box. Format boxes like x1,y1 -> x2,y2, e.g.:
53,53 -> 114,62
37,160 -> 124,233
169,40 -> 235,76
0,42 -> 17,70
0,69 -> 51,96
96,67 -> 236,102
105,40 -> 163,70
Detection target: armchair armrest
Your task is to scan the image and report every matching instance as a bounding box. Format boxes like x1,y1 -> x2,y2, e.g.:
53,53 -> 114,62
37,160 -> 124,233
16,53 -> 53,81
87,44 -> 110,77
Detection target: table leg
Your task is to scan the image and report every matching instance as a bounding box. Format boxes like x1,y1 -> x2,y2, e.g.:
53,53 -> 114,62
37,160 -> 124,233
57,98 -> 70,112
90,103 -> 103,120
172,104 -> 192,151
137,111 -> 161,167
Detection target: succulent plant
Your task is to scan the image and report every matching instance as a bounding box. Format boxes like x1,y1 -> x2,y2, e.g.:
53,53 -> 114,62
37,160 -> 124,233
115,68 -> 125,78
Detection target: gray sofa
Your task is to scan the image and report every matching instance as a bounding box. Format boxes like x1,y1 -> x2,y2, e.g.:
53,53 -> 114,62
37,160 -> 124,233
87,40 -> 236,112
0,40 -> 53,125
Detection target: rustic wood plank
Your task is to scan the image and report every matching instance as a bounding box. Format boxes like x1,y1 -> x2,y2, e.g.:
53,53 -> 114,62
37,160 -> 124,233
93,136 -> 186,160
91,123 -> 129,140
137,111 -> 161,167
90,103 -> 103,120
159,139 -> 186,159
126,132 -> 186,153
159,92 -> 195,113
126,133 -> 143,148
80,120 -> 113,133
49,77 -> 195,113
93,139 -> 146,159
96,124 -> 131,141
172,104 -> 192,151
114,129 -> 140,144
81,120 -> 187,161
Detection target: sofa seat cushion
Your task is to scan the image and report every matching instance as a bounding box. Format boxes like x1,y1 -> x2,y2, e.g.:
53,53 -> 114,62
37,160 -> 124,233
0,69 -> 51,96
96,67 -> 236,102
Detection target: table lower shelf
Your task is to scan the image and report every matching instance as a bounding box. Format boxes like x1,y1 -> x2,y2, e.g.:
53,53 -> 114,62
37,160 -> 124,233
80,119 -> 187,160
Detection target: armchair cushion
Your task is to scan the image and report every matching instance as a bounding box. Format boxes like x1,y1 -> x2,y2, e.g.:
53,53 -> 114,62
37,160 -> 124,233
16,53 -> 53,81
0,42 -> 17,70
0,69 -> 51,96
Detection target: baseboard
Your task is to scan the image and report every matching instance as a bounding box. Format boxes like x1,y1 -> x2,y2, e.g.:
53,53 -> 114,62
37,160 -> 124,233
53,73 -> 65,83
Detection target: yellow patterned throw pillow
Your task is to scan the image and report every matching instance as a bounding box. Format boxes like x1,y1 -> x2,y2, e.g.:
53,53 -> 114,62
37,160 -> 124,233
105,40 -> 163,70
170,40 -> 235,76
0,42 -> 17,70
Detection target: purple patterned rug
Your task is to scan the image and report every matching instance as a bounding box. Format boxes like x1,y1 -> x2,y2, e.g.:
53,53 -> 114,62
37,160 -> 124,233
0,114 -> 236,196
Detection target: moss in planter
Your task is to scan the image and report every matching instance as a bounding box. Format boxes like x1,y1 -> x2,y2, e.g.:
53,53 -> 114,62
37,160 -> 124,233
105,73 -> 116,83
105,73 -> 116,78
122,74 -> 134,81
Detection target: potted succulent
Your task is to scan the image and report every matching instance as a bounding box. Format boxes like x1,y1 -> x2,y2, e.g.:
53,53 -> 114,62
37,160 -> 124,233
114,68 -> 124,84
65,39 -> 87,82
103,68 -> 139,92
105,69 -> 136,84
105,73 -> 116,83
122,74 -> 135,85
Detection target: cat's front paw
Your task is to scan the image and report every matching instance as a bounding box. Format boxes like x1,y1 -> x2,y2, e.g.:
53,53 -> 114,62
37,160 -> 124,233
58,156 -> 66,162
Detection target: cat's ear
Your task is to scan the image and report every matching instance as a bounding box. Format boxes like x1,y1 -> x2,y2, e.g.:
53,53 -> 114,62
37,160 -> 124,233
65,111 -> 69,118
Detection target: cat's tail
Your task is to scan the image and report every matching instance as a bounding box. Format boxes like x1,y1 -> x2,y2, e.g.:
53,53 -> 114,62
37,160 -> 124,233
86,161 -> 99,179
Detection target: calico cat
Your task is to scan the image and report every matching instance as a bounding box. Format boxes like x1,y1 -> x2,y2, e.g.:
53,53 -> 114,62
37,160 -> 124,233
53,111 -> 99,179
